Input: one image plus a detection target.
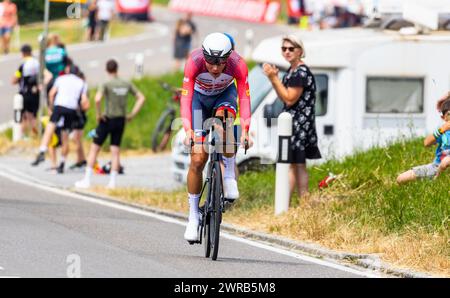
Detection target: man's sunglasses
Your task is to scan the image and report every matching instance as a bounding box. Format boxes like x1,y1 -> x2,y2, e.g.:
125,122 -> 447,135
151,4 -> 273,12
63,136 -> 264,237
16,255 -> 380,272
204,55 -> 228,65
281,46 -> 298,53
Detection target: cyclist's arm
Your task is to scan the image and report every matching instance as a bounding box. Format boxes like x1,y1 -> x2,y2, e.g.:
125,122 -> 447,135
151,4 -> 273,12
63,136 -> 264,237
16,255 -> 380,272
95,85 -> 105,120
80,84 -> 90,112
180,56 -> 197,132
128,83 -> 146,120
235,59 -> 251,133
48,86 -> 58,111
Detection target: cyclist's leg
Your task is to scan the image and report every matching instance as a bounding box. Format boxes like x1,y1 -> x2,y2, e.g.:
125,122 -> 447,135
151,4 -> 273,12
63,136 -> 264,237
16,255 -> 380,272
107,118 -> 126,189
32,107 -> 62,166
75,119 -> 108,188
213,85 -> 239,200
185,92 -> 210,241
59,129 -> 70,171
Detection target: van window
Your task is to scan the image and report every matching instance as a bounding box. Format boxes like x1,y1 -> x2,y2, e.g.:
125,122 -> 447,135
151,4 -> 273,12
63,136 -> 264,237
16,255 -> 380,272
366,77 -> 424,113
315,74 -> 328,116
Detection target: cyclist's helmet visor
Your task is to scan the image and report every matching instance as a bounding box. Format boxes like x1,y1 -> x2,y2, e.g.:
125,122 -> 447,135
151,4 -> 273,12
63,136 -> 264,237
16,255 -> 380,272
204,54 -> 228,65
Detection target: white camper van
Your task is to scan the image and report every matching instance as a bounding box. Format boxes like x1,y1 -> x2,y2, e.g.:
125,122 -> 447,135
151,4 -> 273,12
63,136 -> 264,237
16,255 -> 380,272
171,27 -> 450,183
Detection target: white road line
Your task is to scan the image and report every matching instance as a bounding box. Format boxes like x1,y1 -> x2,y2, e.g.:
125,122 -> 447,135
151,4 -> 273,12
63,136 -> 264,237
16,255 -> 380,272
0,266 -> 4,270
0,169 -> 381,278
0,80 -> 4,87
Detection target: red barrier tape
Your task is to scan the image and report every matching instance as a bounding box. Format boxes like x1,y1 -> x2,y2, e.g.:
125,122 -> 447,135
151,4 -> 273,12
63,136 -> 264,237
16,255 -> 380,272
169,0 -> 280,24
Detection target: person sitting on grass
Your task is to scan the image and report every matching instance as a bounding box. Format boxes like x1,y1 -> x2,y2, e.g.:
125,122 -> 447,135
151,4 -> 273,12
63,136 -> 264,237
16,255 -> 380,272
397,99 -> 450,184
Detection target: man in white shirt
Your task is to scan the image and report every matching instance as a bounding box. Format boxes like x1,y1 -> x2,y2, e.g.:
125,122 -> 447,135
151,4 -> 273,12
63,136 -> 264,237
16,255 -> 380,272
97,0 -> 115,41
32,63 -> 90,174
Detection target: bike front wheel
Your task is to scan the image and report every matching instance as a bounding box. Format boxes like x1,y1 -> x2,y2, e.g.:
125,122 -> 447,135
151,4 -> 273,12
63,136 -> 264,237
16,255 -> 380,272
209,161 -> 223,261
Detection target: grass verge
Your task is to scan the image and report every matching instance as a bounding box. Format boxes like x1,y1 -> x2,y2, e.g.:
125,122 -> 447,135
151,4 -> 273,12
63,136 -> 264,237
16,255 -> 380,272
95,137 -> 449,277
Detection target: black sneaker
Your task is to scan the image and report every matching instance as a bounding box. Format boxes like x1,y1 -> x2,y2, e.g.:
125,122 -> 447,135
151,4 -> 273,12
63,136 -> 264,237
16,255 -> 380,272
69,160 -> 87,170
56,162 -> 65,174
31,152 -> 45,166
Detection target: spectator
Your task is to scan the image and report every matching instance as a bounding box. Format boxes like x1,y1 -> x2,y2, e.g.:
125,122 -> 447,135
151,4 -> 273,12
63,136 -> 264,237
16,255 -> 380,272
31,64 -> 90,174
263,35 -> 321,200
45,34 -> 68,81
397,99 -> 450,184
436,91 -> 450,113
173,13 -> 197,71
97,0 -> 115,41
75,59 -> 145,189
11,44 -> 40,137
0,0 -> 18,55
70,71 -> 88,170
85,0 -> 98,41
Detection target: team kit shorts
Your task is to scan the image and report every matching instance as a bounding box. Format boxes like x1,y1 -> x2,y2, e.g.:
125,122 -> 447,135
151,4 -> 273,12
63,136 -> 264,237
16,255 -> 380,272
93,117 -> 126,147
22,94 -> 40,117
191,84 -> 238,142
50,106 -> 78,131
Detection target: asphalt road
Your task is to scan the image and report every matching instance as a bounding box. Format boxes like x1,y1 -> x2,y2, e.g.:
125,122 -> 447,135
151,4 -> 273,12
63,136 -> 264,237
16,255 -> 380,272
0,174 -> 378,278
0,6 -> 297,124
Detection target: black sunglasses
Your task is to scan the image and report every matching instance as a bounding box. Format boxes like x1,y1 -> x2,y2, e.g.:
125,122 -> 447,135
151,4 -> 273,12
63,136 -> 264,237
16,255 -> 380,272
281,46 -> 297,52
204,55 -> 228,65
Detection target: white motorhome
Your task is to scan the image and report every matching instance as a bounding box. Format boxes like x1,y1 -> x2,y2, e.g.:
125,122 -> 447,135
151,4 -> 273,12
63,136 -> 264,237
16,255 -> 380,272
171,25 -> 450,183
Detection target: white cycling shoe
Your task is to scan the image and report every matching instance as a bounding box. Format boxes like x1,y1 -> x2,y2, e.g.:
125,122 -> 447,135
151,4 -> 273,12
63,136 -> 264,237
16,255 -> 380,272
184,218 -> 199,242
223,178 -> 239,201
75,179 -> 90,189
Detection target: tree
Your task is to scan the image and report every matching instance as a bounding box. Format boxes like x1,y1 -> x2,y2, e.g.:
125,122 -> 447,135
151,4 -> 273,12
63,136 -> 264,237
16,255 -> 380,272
12,0 -> 70,25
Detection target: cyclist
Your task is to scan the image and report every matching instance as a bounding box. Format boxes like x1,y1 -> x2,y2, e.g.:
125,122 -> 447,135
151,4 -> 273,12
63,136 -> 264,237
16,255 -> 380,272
75,59 -> 145,189
45,34 -> 68,94
181,32 -> 251,242
32,64 -> 90,173
11,44 -> 40,137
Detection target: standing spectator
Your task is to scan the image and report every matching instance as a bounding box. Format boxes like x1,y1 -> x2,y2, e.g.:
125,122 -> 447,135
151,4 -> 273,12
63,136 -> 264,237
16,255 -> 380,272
263,35 -> 321,200
97,0 -> 115,41
45,34 -> 68,81
31,64 -> 90,174
0,0 -> 18,55
173,13 -> 197,71
85,0 -> 98,41
70,71 -> 88,170
11,44 -> 40,137
75,59 -> 145,189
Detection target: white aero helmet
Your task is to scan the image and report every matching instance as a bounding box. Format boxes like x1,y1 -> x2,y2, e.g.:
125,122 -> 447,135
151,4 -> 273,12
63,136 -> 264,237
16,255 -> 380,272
202,32 -> 233,64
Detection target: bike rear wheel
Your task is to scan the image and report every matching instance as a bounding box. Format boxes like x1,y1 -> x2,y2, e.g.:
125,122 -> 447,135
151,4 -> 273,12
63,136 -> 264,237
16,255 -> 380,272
151,108 -> 176,152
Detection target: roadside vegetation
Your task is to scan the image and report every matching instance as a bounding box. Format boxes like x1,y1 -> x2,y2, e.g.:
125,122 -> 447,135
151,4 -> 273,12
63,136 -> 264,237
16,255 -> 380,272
9,19 -> 146,54
83,72 -> 184,151
102,137 -> 449,276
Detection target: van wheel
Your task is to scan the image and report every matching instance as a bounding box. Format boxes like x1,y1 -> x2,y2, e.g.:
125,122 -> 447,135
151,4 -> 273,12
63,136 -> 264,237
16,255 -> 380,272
238,158 -> 275,174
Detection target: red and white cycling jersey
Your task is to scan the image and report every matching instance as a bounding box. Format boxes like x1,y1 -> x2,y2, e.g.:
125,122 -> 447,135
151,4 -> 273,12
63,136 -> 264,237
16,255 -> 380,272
180,48 -> 251,132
